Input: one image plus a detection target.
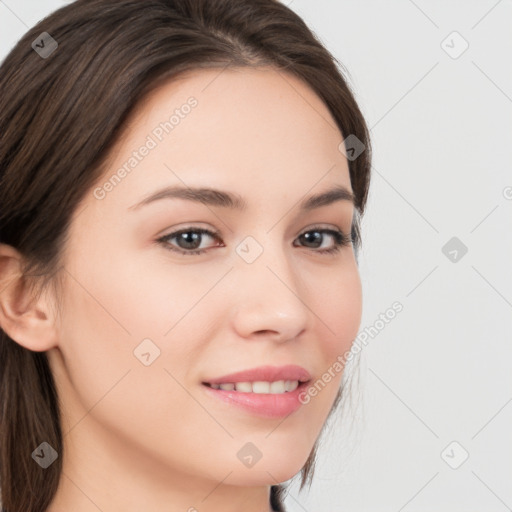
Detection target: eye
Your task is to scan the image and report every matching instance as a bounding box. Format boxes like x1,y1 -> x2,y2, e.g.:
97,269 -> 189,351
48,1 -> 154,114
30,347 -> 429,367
294,226 -> 352,254
156,225 -> 352,256
156,227 -> 222,256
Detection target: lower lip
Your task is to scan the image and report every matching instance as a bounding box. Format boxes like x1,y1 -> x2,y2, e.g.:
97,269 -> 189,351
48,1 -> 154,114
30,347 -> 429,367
201,382 -> 310,418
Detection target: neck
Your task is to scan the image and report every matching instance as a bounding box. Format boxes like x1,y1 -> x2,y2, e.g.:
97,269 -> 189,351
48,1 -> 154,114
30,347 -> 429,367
47,413 -> 275,512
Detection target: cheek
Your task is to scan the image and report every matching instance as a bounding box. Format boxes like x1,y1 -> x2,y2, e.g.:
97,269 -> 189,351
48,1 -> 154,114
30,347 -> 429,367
65,245 -> 208,339
55,264 -> 204,455
314,263 -> 362,359
294,263 -> 362,421
57,249 -> 217,399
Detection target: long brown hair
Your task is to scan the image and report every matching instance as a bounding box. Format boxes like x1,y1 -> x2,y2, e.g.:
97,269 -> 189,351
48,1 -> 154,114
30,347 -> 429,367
0,0 -> 372,510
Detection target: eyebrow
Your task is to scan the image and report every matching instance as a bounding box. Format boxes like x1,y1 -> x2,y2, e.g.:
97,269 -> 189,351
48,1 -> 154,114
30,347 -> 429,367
128,183 -> 355,212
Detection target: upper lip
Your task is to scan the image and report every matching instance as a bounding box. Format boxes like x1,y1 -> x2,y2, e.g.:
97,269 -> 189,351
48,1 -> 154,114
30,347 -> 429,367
203,365 -> 312,385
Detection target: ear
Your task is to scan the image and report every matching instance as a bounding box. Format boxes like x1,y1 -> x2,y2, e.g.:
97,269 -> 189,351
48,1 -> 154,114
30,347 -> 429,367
0,243 -> 59,351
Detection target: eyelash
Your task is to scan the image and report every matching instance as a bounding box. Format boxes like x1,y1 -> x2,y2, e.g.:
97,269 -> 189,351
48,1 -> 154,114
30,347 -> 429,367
156,225 -> 352,257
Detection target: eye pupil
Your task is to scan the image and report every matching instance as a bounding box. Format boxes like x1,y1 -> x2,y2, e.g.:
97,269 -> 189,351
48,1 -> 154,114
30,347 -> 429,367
301,231 -> 322,248
178,232 -> 201,249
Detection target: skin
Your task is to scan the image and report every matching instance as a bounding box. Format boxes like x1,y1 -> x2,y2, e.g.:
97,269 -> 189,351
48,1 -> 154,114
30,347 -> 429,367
0,66 -> 362,511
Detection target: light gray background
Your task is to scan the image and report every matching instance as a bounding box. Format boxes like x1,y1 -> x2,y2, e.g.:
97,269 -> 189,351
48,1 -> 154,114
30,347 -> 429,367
1,1 -> 511,511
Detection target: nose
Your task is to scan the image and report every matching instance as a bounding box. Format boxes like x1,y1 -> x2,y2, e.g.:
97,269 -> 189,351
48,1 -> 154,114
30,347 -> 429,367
229,241 -> 310,343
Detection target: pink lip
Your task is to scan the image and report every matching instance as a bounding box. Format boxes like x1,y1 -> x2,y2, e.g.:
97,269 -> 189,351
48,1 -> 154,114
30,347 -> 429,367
202,364 -> 311,385
201,365 -> 312,418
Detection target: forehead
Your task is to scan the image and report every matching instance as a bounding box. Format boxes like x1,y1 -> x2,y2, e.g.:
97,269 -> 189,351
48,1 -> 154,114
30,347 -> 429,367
92,66 -> 352,212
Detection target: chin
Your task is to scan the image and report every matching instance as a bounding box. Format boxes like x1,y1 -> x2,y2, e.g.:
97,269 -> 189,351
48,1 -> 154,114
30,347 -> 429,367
230,451 -> 311,487
264,464 -> 304,485
224,466 -> 302,487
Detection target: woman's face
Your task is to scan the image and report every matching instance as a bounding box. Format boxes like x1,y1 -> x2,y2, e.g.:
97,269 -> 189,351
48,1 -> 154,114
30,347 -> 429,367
47,66 -> 362,498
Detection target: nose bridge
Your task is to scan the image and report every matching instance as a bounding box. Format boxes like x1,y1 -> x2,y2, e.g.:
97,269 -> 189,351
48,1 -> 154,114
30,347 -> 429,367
229,231 -> 309,341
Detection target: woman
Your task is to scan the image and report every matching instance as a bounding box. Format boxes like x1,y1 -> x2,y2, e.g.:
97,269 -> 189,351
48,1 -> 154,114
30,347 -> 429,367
0,0 -> 372,510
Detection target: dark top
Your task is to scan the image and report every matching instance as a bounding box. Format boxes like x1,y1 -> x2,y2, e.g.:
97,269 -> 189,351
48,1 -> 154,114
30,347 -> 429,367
270,484 -> 286,511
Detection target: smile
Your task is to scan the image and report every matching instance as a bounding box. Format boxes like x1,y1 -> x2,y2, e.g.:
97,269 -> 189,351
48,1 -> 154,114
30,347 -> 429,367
203,380 -> 301,394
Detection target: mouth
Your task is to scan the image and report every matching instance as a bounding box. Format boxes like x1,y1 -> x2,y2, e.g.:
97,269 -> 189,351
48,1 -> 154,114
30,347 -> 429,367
200,365 -> 312,417
201,379 -> 309,394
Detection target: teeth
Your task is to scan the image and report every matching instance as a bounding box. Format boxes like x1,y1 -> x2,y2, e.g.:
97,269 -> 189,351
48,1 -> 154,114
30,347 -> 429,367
269,381 -> 285,394
285,380 -> 299,392
251,381 -> 270,393
208,380 -> 300,394
235,382 -> 253,393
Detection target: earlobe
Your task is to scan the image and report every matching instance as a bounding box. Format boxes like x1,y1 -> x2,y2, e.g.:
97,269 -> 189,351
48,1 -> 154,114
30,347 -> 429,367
0,243 -> 59,352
